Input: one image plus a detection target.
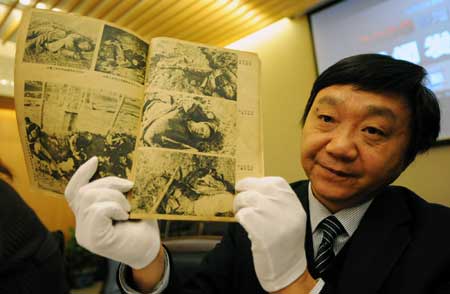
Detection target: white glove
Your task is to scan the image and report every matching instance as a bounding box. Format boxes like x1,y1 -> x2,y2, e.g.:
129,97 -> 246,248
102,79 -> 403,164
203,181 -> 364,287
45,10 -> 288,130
234,177 -> 307,292
65,156 -> 161,269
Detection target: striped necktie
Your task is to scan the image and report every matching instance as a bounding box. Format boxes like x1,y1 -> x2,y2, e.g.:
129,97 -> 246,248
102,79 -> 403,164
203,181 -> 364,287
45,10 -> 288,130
313,215 -> 346,275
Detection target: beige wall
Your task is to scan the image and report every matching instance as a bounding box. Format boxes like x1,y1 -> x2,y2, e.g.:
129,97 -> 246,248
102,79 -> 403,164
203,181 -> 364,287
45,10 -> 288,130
228,17 -> 316,183
395,145 -> 450,206
228,17 -> 450,207
0,103 -> 75,236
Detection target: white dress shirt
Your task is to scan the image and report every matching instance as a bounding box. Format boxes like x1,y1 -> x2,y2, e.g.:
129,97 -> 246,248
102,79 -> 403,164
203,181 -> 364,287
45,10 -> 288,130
308,183 -> 373,293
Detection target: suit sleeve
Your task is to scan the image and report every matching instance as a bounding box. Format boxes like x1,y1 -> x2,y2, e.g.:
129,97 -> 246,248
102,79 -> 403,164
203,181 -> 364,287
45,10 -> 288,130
165,223 -> 244,294
434,269 -> 450,294
117,223 -> 259,294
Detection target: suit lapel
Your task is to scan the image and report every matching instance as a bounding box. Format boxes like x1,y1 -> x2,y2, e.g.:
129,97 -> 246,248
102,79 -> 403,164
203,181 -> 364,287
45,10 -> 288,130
292,181 -> 317,271
336,187 -> 412,293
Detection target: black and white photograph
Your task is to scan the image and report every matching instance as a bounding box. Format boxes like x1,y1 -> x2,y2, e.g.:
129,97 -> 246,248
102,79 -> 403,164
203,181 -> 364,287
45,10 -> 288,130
140,91 -> 236,156
23,80 -> 141,193
23,10 -> 98,69
149,39 -> 238,100
131,148 -> 235,220
23,81 -> 44,124
95,25 -> 149,85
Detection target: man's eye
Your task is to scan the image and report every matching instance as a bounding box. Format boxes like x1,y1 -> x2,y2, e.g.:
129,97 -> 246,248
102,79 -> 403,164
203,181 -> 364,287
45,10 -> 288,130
318,115 -> 333,123
364,127 -> 385,136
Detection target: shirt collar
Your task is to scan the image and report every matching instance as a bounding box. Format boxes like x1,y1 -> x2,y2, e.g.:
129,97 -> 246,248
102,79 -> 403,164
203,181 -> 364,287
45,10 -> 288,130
308,182 -> 373,237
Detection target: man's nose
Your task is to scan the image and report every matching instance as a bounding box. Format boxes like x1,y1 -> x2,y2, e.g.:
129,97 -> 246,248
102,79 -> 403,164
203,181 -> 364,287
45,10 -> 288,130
325,127 -> 358,162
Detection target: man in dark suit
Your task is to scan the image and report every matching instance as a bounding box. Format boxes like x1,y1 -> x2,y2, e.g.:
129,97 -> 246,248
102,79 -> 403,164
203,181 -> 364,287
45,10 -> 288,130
65,54 -> 449,293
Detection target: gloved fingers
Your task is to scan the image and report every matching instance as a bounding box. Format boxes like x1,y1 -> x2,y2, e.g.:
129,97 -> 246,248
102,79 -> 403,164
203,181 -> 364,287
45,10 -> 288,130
114,219 -> 160,237
111,220 -> 162,269
236,176 -> 290,194
78,188 -> 131,213
107,219 -> 160,256
236,176 -> 282,192
233,190 -> 260,213
141,219 -> 160,229
75,202 -> 129,254
65,156 -> 98,202
234,207 -> 261,238
235,177 -> 259,192
87,201 -> 130,224
80,176 -> 134,193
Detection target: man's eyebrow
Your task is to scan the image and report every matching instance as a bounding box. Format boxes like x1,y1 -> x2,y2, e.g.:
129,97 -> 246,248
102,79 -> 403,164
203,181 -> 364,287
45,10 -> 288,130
316,96 -> 398,121
317,96 -> 341,106
366,105 -> 397,121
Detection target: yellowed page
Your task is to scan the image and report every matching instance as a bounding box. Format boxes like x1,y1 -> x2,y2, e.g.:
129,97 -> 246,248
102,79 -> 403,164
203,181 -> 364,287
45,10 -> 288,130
14,10 -> 263,222
129,37 -> 263,222
14,9 -> 147,194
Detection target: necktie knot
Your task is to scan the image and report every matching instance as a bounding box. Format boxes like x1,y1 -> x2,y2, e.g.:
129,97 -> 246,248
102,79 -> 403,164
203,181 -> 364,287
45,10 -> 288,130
313,215 -> 346,275
319,215 -> 345,240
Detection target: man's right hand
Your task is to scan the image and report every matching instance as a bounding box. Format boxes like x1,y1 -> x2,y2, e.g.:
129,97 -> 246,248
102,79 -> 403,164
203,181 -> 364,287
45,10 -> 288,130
64,156 -> 161,270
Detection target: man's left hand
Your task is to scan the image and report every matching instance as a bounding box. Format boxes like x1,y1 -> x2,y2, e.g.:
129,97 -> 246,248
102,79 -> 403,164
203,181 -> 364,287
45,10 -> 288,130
234,177 -> 308,293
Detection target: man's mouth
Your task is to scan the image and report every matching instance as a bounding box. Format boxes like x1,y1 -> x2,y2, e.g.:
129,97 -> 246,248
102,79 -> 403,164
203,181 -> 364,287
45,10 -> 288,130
319,164 -> 355,178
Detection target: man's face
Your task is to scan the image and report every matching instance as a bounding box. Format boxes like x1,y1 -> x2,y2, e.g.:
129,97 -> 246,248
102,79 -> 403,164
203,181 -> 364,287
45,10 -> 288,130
301,85 -> 412,212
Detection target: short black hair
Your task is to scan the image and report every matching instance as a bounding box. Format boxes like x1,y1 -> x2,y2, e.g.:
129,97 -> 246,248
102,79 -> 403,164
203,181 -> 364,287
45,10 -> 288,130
301,54 -> 440,166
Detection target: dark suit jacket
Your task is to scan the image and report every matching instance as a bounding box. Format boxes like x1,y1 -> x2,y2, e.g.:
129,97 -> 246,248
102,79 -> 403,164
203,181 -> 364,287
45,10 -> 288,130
0,179 -> 69,294
124,180 -> 450,293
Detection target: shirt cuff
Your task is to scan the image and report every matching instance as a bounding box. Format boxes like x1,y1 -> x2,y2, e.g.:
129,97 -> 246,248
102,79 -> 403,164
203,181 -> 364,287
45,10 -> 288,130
117,248 -> 170,294
310,278 -> 325,294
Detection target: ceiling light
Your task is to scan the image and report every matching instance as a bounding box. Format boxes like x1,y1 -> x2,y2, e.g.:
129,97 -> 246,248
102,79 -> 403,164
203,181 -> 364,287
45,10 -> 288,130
250,15 -> 262,24
216,0 -> 229,6
0,5 -> 7,15
226,18 -> 290,49
11,9 -> 22,20
19,0 -> 32,6
226,0 -> 239,11
236,5 -> 247,15
36,3 -> 48,9
244,10 -> 255,19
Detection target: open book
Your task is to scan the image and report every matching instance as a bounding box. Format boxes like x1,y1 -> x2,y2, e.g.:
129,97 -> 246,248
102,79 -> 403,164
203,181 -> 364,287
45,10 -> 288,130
14,9 -> 263,222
